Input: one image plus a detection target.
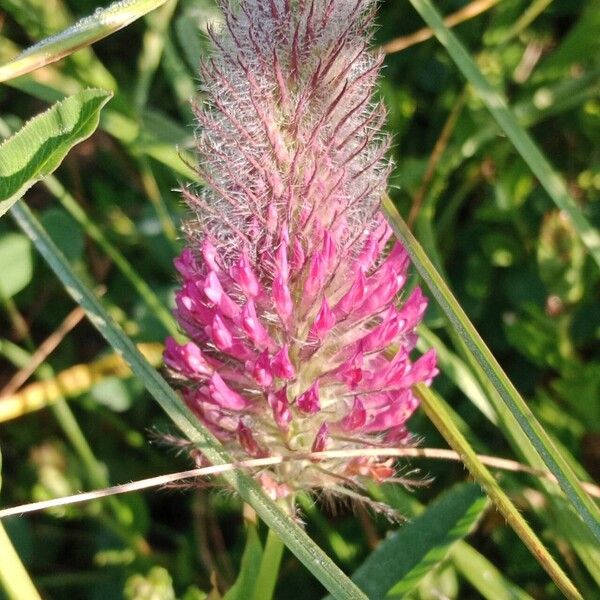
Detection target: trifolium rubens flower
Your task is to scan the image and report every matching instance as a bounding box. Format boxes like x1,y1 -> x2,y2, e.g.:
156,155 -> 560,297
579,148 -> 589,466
165,0 -> 437,509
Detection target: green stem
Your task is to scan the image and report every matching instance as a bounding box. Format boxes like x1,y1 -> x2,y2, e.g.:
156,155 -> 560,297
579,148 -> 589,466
382,197 -> 600,544
11,200 -> 366,600
416,384 -> 581,600
251,528 -> 285,600
0,522 -> 41,600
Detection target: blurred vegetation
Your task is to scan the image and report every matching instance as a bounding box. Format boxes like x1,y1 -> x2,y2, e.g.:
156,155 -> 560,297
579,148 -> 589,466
0,0 -> 598,598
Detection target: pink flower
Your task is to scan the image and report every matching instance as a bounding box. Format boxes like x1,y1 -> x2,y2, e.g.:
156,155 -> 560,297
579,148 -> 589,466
166,0 -> 437,500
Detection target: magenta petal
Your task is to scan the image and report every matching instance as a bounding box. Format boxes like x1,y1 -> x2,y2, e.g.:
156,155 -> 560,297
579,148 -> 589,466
406,348 -> 438,386
358,273 -> 401,316
271,344 -> 295,379
237,421 -> 268,457
311,422 -> 329,452
305,252 -> 326,297
231,252 -> 260,298
334,269 -> 367,317
268,388 -> 292,430
241,300 -> 270,347
359,311 -> 401,353
272,273 -> 293,321
364,390 -> 417,433
336,350 -> 364,389
310,298 -> 336,340
208,373 -> 249,410
366,349 -> 409,389
201,239 -> 220,272
204,271 -> 239,318
398,287 -> 428,332
164,337 -> 212,379
322,230 -> 336,268
203,271 -> 223,305
297,380 -> 321,414
174,248 -> 197,279
291,238 -> 306,272
356,234 -> 378,270
275,242 -> 289,279
207,314 -> 233,350
339,397 -> 367,431
251,349 -> 273,387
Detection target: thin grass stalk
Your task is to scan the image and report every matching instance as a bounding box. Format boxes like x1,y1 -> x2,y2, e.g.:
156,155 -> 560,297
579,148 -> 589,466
382,197 -> 600,544
10,199 -> 367,600
415,384 -> 581,600
0,0 -> 170,82
406,0 -> 600,269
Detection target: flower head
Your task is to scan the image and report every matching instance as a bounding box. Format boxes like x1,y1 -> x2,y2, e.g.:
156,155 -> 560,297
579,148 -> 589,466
166,0 -> 437,503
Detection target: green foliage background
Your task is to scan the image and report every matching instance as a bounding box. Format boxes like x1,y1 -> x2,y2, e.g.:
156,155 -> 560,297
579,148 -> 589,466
0,0 -> 598,598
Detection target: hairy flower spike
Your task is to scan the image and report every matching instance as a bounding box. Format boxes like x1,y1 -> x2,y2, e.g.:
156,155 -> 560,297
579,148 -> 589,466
167,0 -> 437,505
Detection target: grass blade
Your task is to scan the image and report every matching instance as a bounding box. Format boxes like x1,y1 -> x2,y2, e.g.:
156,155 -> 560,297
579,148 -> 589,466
347,483 -> 487,600
0,89 -> 112,218
383,196 -> 600,546
407,0 -> 600,268
0,0 -> 169,83
416,385 -> 581,600
10,200 -> 367,600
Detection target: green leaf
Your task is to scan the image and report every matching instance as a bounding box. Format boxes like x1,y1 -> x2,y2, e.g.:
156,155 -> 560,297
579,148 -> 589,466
0,233 -> 32,298
11,200 -> 368,600
223,524 -> 264,600
0,0 -> 170,83
0,89 -> 112,218
348,484 -> 486,600
371,487 -> 534,600
407,0 -> 600,269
